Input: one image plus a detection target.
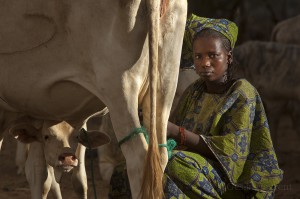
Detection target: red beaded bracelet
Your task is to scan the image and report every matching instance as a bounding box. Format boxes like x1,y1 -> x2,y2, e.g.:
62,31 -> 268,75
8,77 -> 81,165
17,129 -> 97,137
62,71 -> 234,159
179,126 -> 186,146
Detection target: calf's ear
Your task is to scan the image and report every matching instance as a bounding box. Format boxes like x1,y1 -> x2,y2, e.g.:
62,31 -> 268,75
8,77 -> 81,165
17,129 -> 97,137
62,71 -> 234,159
9,124 -> 40,143
78,129 -> 110,149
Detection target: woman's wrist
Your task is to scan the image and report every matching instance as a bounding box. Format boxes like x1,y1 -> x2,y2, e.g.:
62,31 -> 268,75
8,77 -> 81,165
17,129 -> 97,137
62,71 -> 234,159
167,122 -> 187,146
178,126 -> 186,146
167,122 -> 179,139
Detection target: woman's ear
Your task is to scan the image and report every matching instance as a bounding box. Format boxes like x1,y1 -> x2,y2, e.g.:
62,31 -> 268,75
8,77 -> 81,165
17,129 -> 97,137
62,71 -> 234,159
227,50 -> 233,65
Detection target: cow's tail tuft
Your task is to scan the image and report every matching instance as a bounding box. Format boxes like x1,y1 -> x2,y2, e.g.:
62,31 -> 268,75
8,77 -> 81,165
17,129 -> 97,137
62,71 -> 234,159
141,0 -> 163,198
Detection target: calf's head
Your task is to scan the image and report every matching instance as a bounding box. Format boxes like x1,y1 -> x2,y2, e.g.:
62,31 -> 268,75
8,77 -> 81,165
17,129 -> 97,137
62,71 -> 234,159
10,120 -> 110,172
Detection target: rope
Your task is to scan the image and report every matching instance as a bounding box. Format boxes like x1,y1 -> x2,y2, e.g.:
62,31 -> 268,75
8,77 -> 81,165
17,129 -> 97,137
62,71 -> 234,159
118,127 -> 176,159
118,126 -> 149,147
80,126 -> 176,199
81,129 -> 98,199
159,139 -> 177,160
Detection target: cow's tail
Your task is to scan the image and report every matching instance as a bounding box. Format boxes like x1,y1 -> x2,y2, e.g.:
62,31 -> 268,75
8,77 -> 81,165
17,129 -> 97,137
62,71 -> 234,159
141,0 -> 163,198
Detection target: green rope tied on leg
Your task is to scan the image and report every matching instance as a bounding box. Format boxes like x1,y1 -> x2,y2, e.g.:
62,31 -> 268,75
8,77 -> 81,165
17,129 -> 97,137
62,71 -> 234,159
159,139 -> 177,160
118,126 -> 149,147
118,126 -> 176,160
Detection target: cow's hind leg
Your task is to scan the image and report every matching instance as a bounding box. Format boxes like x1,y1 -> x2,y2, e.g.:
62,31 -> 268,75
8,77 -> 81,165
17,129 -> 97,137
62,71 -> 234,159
153,0 -> 188,170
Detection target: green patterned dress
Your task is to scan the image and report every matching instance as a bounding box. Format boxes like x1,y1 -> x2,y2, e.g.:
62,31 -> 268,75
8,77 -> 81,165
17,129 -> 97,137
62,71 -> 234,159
109,79 -> 283,199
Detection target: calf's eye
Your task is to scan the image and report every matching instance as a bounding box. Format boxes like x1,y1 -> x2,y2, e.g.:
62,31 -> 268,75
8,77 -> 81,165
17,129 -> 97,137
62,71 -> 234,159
44,135 -> 49,140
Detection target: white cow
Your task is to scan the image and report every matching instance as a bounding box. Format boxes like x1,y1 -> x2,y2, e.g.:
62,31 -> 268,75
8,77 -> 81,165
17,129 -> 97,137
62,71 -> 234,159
9,116 -> 109,199
271,15 -> 300,45
271,18 -> 300,148
0,0 -> 187,198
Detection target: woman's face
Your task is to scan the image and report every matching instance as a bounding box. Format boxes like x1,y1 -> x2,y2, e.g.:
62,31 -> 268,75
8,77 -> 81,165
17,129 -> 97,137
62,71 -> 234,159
193,36 -> 232,84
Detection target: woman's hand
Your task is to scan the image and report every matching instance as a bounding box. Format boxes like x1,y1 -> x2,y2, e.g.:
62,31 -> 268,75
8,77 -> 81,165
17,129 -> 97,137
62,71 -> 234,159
167,122 -> 216,160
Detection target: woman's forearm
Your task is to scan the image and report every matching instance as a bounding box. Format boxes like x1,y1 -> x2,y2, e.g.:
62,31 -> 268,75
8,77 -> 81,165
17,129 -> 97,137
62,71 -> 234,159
167,122 -> 216,160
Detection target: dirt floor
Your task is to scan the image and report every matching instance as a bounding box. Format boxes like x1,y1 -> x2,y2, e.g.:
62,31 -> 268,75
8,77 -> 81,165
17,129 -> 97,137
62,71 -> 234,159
1,115 -> 300,199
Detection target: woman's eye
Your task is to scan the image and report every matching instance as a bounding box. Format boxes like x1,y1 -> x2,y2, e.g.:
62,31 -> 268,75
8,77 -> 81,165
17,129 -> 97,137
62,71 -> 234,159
195,55 -> 201,59
209,54 -> 218,58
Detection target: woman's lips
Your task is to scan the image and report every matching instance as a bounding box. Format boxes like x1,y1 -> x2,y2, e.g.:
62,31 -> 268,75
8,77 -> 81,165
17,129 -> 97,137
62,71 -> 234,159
200,71 -> 213,76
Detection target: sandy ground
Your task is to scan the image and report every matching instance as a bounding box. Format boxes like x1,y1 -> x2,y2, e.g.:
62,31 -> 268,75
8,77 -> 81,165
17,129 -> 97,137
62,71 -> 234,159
1,115 -> 300,199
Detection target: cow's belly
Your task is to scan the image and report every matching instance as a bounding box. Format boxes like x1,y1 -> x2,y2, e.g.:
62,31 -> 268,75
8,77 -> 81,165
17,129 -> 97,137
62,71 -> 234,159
0,5 -> 148,121
0,78 -> 105,120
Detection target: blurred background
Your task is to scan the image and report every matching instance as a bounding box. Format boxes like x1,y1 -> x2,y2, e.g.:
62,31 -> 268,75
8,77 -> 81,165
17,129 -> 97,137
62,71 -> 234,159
189,0 -> 300,43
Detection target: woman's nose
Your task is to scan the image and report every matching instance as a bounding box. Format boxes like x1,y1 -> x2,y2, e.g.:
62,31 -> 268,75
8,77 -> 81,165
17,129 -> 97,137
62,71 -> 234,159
200,57 -> 210,68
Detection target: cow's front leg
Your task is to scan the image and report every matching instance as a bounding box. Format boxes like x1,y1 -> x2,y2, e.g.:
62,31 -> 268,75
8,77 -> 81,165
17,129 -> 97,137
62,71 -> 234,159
16,142 -> 28,175
108,102 -> 147,199
71,144 -> 87,199
25,142 -> 48,199
119,135 -> 147,199
47,165 -> 62,199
